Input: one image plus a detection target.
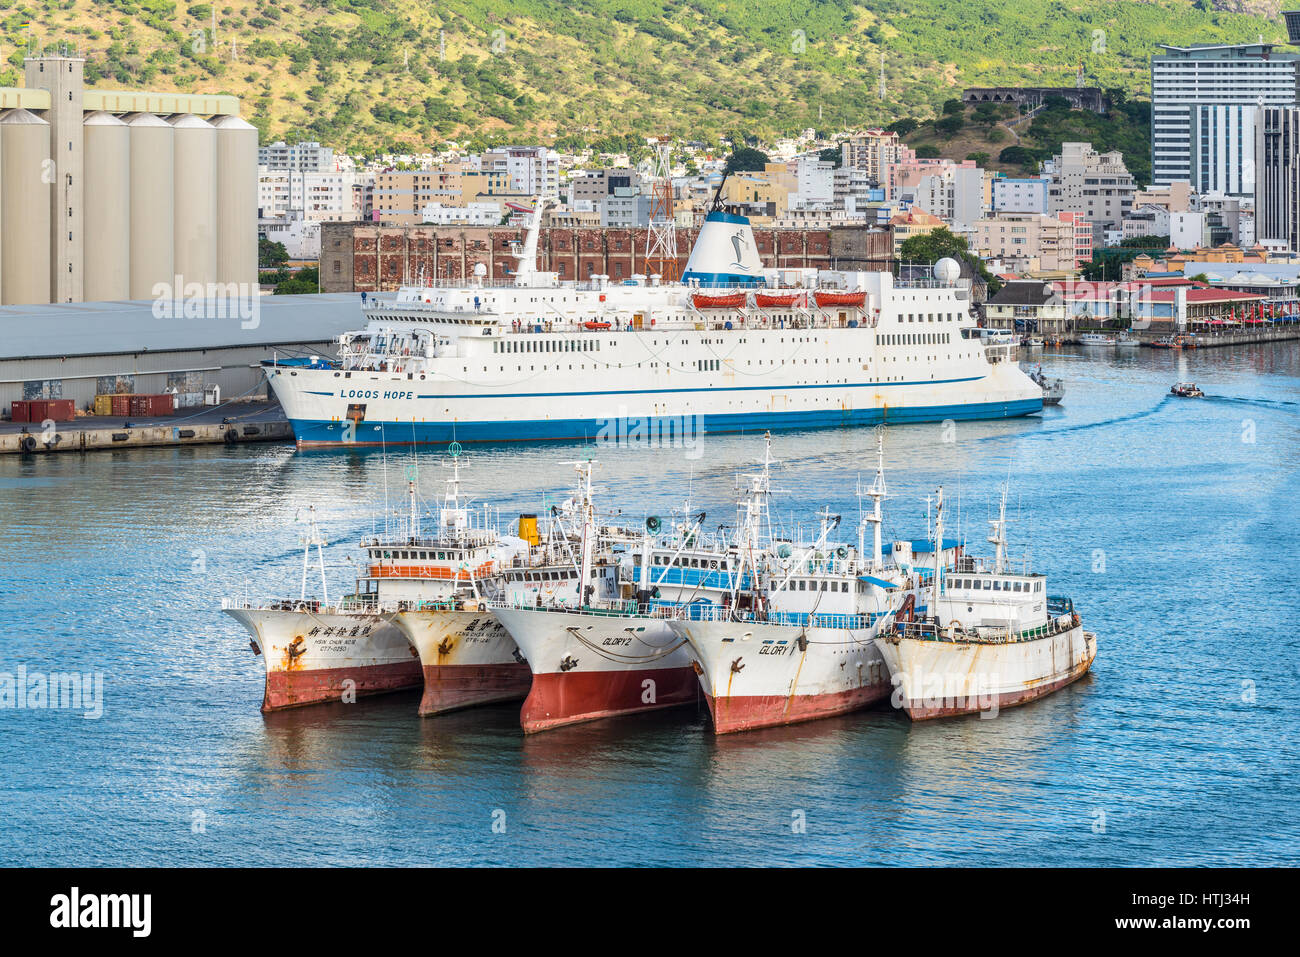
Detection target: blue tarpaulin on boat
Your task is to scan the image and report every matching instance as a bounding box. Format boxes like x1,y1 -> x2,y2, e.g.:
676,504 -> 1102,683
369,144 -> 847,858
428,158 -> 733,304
882,537 -> 960,555
858,575 -> 897,590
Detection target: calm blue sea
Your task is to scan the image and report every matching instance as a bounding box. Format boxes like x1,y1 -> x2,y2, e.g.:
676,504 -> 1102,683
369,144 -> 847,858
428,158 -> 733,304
2,344 -> 1298,866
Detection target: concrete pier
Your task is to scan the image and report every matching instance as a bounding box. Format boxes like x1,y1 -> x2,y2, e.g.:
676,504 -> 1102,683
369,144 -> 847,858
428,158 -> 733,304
1,400 -> 291,455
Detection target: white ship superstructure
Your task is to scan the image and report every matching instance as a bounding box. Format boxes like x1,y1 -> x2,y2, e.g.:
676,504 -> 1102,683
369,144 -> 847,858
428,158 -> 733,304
266,201 -> 1041,447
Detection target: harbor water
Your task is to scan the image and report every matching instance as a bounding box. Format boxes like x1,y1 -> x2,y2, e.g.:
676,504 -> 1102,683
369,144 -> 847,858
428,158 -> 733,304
3,343 -> 1298,866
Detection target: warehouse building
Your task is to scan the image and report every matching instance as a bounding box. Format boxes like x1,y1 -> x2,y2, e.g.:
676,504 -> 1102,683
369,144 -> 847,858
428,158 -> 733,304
0,50 -> 257,306
0,294 -> 365,410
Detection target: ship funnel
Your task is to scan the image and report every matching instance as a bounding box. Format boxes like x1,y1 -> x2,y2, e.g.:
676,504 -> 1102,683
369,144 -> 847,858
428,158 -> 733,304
519,513 -> 539,546
681,210 -> 764,288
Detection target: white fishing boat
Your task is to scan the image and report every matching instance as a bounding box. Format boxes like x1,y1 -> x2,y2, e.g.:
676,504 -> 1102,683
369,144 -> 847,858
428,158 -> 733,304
664,433 -> 908,733
876,486 -> 1097,719
221,507 -> 426,712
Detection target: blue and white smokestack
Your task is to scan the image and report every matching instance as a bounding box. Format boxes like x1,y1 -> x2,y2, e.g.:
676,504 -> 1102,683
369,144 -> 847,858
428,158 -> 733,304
681,210 -> 765,287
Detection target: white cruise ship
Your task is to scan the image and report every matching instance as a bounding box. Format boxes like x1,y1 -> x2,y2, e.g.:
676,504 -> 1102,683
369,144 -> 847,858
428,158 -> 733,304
265,202 -> 1042,447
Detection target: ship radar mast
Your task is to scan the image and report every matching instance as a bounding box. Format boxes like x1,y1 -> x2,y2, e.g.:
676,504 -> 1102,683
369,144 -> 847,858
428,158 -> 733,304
931,486 -> 944,628
299,505 -> 329,603
857,430 -> 888,571
988,484 -> 1010,575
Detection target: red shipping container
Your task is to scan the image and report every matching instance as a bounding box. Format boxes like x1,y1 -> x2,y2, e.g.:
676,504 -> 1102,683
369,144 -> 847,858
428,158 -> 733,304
42,399 -> 75,422
10,400 -> 30,423
151,394 -> 175,416
111,394 -> 131,417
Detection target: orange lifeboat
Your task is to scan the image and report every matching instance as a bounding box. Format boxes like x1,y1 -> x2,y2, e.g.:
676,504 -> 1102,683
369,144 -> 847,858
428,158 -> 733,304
755,292 -> 803,308
583,321 -> 611,330
814,290 -> 866,308
692,291 -> 747,309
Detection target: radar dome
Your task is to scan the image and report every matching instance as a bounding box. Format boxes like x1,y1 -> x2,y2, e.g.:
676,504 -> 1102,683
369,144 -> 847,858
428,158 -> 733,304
933,258 -> 961,283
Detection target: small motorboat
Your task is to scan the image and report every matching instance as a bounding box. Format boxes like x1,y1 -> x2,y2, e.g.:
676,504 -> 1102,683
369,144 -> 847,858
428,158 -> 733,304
1170,382 -> 1205,398
1028,365 -> 1064,405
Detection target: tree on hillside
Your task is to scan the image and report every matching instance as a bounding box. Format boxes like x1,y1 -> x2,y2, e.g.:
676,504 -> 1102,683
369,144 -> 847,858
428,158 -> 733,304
942,98 -> 964,116
818,146 -> 843,167
914,144 -> 941,159
934,114 -> 963,138
724,146 -> 769,174
888,117 -> 918,136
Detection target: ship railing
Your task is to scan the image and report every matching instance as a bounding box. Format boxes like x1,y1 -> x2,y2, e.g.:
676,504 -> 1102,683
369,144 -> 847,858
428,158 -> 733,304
220,595 -> 383,615
652,603 -> 887,630
895,611 -> 1078,644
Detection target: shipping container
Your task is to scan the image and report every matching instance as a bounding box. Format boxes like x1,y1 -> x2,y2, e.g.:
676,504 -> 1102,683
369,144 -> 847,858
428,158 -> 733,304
112,394 -> 131,417
10,400 -> 30,423
128,394 -> 174,418
93,395 -> 113,417
42,399 -> 75,422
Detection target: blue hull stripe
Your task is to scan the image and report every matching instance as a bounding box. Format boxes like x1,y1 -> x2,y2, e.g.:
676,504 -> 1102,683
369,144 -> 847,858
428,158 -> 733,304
289,398 -> 1043,446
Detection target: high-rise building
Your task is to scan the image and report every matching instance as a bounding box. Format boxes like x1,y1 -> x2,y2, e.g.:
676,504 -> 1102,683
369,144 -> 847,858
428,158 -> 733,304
1256,106 -> 1300,252
1151,42 -> 1300,196
842,130 -> 901,185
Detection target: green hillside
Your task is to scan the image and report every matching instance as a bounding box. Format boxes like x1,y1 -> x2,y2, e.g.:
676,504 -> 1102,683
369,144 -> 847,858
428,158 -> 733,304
2,1 -> 1285,153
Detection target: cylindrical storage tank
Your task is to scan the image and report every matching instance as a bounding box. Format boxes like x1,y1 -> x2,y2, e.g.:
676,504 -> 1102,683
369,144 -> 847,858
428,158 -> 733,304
0,109 -> 52,306
83,111 -> 131,302
127,113 -> 174,300
212,115 -> 259,289
170,113 -> 217,292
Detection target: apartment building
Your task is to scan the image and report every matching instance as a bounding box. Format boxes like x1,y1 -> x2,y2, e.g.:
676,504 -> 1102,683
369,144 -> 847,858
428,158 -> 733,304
1256,106 -> 1300,252
1044,142 -> 1136,228
842,129 -> 902,184
973,211 -> 1090,273
257,140 -> 335,172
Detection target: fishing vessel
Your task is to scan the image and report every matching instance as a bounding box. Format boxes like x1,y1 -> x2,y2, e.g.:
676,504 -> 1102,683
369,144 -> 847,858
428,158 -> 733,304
491,458 -> 740,732
222,507 -> 425,712
264,192 -> 1042,448
380,452 -> 536,716
876,487 -> 1097,719
664,434 -> 910,733
1170,382 -> 1204,398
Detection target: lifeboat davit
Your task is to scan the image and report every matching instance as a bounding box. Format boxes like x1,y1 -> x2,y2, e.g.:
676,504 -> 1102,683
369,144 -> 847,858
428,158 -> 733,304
814,290 -> 866,308
692,292 -> 747,309
755,292 -> 803,308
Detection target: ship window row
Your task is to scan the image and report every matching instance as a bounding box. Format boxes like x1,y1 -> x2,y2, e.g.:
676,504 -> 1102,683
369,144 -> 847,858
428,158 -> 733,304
495,339 -> 599,354
883,333 -> 951,345
517,569 -> 577,582
379,549 -> 463,560
790,579 -> 848,591
904,313 -> 960,322
654,555 -> 728,569
949,577 -> 1042,592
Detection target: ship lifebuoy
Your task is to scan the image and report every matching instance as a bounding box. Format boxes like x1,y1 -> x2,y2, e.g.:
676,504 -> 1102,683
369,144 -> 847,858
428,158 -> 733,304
478,602 -> 487,612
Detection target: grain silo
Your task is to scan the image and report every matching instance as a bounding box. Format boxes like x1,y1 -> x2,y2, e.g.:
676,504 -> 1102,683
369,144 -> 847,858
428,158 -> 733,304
212,114 -> 258,289
0,108 -> 52,306
82,111 -> 130,301
170,113 -> 217,292
126,112 -> 174,300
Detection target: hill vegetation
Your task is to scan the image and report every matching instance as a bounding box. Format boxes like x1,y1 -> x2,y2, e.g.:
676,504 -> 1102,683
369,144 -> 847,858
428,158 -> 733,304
901,91 -> 1153,183
2,1 -> 1283,154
